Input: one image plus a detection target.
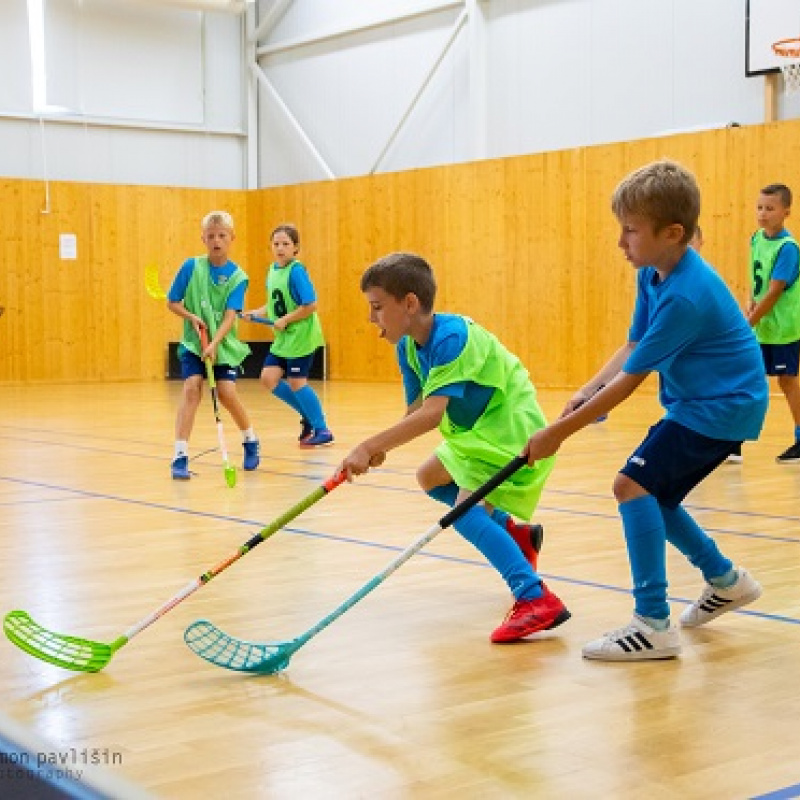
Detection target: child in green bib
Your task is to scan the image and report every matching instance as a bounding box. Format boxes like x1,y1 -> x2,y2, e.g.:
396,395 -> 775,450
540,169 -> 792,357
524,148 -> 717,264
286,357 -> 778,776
338,252 -> 570,644
745,184 -> 800,463
167,211 -> 260,479
243,224 -> 333,447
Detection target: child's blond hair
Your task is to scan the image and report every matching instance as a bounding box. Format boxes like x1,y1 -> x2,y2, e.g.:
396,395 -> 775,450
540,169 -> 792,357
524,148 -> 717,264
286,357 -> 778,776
612,160 -> 700,244
201,210 -> 234,231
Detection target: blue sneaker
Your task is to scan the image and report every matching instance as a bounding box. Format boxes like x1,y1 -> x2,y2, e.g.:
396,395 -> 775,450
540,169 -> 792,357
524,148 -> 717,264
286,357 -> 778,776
300,429 -> 334,448
171,455 -> 190,480
243,440 -> 260,471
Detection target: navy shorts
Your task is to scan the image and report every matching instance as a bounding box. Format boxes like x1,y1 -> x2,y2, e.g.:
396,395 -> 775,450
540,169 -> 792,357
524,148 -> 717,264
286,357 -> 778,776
760,340 -> 800,377
263,351 -> 315,378
180,351 -> 239,382
619,419 -> 742,508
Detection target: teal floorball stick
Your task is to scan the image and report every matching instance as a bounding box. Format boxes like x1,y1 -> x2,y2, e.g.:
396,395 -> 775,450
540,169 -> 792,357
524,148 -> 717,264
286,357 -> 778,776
184,456 -> 529,675
4,473 -> 346,672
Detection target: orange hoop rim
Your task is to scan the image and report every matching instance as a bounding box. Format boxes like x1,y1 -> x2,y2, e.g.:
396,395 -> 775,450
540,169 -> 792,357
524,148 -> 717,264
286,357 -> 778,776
773,37 -> 800,59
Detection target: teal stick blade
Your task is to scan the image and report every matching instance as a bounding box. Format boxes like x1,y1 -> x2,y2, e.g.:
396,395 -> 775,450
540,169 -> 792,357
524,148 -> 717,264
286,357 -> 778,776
184,619 -> 293,674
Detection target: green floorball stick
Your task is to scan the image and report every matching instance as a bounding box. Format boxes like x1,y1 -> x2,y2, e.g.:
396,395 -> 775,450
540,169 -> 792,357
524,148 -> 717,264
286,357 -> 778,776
199,327 -> 237,488
184,455 -> 528,675
3,473 -> 346,672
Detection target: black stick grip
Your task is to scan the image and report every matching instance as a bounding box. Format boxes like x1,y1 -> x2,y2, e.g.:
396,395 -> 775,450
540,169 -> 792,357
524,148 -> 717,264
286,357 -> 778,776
438,455 -> 528,529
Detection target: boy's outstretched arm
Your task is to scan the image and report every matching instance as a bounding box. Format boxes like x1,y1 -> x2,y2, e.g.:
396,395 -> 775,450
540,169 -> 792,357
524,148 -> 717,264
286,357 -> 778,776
525,371 -> 648,465
339,395 -> 449,481
561,342 -> 637,418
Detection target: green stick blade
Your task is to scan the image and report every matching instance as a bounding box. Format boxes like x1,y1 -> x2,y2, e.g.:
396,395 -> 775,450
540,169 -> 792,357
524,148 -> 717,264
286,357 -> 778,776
224,464 -> 237,488
3,610 -> 123,673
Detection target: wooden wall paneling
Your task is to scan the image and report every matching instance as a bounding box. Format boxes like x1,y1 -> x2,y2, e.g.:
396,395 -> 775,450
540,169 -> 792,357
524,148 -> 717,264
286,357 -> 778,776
501,153 -> 546,384
1,180 -> 25,382
581,145 -> 632,383
5,120 -> 800,386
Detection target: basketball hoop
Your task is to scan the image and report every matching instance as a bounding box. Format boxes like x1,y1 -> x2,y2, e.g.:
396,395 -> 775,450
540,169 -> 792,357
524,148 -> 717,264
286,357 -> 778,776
773,38 -> 800,92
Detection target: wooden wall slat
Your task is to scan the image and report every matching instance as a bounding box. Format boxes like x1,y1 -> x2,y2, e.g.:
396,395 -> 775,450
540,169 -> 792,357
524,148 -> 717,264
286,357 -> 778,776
2,120 -> 799,386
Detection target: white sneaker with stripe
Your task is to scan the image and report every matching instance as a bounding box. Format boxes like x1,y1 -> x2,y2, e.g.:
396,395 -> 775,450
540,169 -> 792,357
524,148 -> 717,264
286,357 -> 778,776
582,616 -> 681,661
680,567 -> 762,628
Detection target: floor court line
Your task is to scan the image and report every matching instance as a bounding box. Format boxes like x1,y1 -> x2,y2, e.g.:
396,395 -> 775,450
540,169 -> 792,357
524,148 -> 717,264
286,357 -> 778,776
1,474 -> 796,628
3,432 -> 799,524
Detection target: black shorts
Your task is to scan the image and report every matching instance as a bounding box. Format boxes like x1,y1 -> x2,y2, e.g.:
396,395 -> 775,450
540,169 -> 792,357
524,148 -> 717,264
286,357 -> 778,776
619,419 -> 741,508
263,351 -> 315,378
760,340 -> 800,377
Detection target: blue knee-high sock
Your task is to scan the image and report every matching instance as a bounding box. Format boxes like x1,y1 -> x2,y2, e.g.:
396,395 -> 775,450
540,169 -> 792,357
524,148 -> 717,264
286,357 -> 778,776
427,483 -> 458,507
491,509 -> 511,528
452,506 -> 542,600
659,503 -> 732,583
427,485 -> 511,530
272,381 -> 305,417
619,495 -> 669,621
293,385 -> 327,430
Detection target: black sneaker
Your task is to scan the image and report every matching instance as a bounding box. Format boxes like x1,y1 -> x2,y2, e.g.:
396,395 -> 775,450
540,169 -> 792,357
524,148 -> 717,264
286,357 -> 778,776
776,441 -> 800,464
298,418 -> 313,443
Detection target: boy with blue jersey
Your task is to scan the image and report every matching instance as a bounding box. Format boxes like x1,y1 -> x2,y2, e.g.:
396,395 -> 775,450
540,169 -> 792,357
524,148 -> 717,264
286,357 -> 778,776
243,224 -> 333,447
524,160 -> 768,661
167,211 -> 260,479
339,252 -> 570,643
745,184 -> 800,463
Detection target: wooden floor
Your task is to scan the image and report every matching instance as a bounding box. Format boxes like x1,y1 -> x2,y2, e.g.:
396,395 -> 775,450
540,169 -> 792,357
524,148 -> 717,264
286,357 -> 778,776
0,379 -> 799,799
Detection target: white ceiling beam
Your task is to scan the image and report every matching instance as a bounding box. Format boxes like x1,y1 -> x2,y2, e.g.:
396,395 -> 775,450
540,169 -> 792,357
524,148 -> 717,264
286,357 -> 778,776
249,63 -> 336,180
370,8 -> 468,174
256,0 -> 463,57
250,0 -> 294,44
130,0 -> 250,13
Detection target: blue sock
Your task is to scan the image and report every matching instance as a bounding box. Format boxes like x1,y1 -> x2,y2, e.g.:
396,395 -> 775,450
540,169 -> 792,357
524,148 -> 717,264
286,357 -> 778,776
426,483 -> 458,507
619,495 -> 669,621
491,509 -> 511,529
659,503 -> 732,583
272,381 -> 305,417
795,425 -> 800,442
294,386 -> 327,430
452,506 -> 542,600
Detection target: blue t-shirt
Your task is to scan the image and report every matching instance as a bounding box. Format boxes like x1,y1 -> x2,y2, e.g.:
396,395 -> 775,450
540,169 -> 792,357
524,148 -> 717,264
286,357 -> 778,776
757,228 -> 800,287
624,248 -> 768,441
270,261 -> 317,305
398,313 -> 495,430
168,257 -> 248,310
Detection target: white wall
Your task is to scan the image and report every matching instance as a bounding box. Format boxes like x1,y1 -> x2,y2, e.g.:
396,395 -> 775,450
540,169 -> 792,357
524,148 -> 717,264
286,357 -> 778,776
1,0 -> 799,191
0,0 -> 247,189
255,0 -> 800,187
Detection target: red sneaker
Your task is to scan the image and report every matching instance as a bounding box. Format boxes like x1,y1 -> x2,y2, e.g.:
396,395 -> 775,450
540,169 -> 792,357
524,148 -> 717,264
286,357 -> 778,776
490,585 -> 571,643
506,520 -> 544,570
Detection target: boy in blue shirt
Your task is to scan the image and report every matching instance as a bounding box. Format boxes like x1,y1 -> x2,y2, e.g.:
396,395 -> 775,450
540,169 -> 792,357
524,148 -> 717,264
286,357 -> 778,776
338,253 -> 570,643
167,211 -> 260,479
745,184 -> 800,463
524,160 -> 769,661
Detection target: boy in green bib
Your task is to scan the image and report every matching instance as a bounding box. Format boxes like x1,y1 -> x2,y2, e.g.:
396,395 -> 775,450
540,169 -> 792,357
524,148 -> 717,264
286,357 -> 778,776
167,211 -> 260,479
745,184 -> 800,463
338,252 -> 570,644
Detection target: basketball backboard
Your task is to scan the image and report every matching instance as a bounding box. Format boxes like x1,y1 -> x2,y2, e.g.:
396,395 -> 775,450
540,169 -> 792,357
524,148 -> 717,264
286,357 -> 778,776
746,0 -> 800,75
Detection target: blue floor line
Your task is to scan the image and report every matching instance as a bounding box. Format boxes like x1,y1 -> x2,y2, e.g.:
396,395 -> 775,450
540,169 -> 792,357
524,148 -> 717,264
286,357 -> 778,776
1,473 -> 795,627
751,783 -> 800,799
